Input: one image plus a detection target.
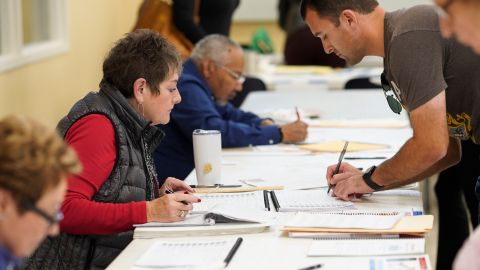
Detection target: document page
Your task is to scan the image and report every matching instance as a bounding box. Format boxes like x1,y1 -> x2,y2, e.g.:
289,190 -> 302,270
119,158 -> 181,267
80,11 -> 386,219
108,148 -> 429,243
308,238 -> 425,256
135,239 -> 235,268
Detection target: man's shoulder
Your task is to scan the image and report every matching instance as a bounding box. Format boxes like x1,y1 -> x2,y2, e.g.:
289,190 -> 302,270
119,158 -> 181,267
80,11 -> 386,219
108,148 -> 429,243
389,5 -> 439,38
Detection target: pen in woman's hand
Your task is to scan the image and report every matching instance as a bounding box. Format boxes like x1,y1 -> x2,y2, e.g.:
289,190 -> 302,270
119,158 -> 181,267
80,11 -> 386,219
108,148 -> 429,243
165,189 -> 190,205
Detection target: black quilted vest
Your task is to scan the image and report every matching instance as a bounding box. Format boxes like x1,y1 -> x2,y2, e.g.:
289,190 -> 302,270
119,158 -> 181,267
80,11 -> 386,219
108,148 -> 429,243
23,84 -> 164,270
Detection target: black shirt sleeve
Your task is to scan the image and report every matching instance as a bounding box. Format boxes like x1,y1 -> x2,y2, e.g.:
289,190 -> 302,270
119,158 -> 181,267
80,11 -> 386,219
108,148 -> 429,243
172,0 -> 206,43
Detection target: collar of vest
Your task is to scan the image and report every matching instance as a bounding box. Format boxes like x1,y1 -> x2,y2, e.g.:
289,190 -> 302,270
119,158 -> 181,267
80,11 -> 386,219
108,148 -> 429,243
100,84 -> 165,148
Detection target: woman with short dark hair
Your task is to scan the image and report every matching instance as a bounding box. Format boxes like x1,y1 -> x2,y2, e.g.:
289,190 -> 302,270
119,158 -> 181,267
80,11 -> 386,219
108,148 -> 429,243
25,29 -> 200,270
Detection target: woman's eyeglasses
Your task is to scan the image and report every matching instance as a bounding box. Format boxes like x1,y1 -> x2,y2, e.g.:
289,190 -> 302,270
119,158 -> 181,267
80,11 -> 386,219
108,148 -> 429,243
381,72 -> 402,114
23,200 -> 63,226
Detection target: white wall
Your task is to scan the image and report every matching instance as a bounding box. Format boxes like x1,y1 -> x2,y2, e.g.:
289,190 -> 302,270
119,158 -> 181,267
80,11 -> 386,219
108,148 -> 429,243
233,0 -> 432,22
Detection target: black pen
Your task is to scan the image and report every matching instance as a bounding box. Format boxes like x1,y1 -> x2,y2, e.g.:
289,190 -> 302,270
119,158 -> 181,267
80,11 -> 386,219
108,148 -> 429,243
224,237 -> 243,267
189,184 -> 242,188
270,191 -> 281,212
344,156 -> 387,160
327,141 -> 349,194
263,190 -> 270,211
298,263 -> 323,270
165,189 -> 189,205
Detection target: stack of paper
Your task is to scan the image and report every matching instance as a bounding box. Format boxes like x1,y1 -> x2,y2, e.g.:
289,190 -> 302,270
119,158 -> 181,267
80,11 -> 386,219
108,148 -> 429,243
134,192 -> 275,238
282,213 -> 434,236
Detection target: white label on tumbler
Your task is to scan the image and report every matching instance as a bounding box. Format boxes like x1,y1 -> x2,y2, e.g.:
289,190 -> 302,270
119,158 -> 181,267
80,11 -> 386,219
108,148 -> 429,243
192,129 -> 222,185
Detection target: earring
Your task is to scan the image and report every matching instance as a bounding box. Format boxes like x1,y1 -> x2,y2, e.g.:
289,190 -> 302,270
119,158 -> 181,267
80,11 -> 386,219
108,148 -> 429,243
137,102 -> 145,117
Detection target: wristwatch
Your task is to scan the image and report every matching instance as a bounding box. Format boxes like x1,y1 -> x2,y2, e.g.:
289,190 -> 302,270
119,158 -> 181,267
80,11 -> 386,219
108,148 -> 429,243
362,166 -> 384,191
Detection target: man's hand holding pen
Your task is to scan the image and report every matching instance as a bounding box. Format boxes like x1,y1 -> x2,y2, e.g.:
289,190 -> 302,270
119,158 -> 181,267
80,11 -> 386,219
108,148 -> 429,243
326,162 -> 374,201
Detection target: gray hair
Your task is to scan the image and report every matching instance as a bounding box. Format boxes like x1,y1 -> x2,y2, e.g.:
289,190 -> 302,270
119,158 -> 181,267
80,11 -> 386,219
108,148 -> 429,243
190,34 -> 242,66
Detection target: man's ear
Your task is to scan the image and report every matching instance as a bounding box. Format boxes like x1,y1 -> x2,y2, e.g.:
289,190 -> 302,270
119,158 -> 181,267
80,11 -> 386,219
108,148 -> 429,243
341,9 -> 358,28
200,60 -> 216,79
132,78 -> 147,104
0,189 -> 12,218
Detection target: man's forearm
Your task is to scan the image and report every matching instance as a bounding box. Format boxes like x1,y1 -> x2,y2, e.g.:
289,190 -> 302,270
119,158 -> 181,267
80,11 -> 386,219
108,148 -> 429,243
385,137 -> 461,189
372,136 -> 458,188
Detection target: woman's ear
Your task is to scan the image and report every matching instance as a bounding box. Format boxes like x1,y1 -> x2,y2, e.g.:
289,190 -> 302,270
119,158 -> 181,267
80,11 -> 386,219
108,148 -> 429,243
132,78 -> 147,104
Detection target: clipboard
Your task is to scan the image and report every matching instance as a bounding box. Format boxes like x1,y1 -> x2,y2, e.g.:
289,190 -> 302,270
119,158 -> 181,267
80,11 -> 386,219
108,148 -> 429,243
298,140 -> 389,152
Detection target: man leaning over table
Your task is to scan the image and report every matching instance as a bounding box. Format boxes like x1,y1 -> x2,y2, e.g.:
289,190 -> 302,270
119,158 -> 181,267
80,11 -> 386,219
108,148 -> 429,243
302,3 -> 480,268
301,1 -> 480,217
154,34 -> 308,185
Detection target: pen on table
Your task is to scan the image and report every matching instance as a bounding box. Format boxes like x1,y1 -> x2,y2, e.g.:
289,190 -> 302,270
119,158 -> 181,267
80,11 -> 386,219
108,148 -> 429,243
224,237 -> 243,267
165,189 -> 189,205
344,156 -> 387,160
263,190 -> 270,211
327,141 -> 349,194
295,106 -> 301,121
297,263 -> 323,270
270,191 -> 281,212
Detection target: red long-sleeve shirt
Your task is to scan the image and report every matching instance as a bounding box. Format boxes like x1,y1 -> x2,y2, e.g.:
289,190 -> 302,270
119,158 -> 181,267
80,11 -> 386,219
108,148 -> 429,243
60,114 -> 147,235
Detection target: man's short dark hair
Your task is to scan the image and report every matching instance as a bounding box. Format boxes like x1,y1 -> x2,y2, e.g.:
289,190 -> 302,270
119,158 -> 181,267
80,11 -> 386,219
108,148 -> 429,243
300,0 -> 379,25
101,29 -> 183,98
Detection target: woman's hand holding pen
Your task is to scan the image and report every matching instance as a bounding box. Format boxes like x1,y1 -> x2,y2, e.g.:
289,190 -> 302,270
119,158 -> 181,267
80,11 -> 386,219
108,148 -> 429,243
146,191 -> 201,222
326,162 -> 373,201
159,177 -> 195,196
148,177 -> 201,222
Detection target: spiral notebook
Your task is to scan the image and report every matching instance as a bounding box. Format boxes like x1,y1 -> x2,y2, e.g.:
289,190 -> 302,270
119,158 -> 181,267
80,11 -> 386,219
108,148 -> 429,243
273,190 -> 355,212
285,211 -> 403,230
134,239 -> 236,268
308,237 -> 425,256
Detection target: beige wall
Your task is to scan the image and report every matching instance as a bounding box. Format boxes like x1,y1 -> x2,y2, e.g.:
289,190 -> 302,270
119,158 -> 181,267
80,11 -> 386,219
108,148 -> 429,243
0,0 -> 143,127
0,1 -> 281,127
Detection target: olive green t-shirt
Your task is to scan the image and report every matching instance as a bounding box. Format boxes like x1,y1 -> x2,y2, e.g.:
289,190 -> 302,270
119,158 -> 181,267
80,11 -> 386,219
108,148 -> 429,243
383,5 -> 480,143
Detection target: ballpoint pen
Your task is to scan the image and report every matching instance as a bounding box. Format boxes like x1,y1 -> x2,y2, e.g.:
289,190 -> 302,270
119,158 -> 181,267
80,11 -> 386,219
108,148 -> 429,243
189,184 -> 242,188
270,191 -> 280,212
327,141 -> 349,194
224,237 -> 243,267
344,156 -> 387,160
295,106 -> 301,121
165,189 -> 189,205
263,190 -> 270,211
298,263 -> 323,270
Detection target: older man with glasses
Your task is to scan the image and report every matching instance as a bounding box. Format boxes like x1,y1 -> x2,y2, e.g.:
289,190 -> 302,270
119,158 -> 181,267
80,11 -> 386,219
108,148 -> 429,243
301,1 -> 480,269
154,34 -> 308,184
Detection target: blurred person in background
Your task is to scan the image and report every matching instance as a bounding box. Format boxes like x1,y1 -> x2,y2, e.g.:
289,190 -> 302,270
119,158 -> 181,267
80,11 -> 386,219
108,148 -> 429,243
0,115 -> 80,270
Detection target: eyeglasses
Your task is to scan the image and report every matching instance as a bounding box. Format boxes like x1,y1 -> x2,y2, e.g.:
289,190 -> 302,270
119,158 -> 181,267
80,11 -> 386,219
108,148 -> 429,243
23,200 -> 63,226
380,72 -> 402,114
216,64 -> 246,84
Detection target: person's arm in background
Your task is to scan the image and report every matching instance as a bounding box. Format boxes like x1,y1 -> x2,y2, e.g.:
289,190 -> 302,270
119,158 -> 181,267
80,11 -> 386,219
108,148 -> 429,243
172,81 -> 283,146
172,0 -> 205,43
